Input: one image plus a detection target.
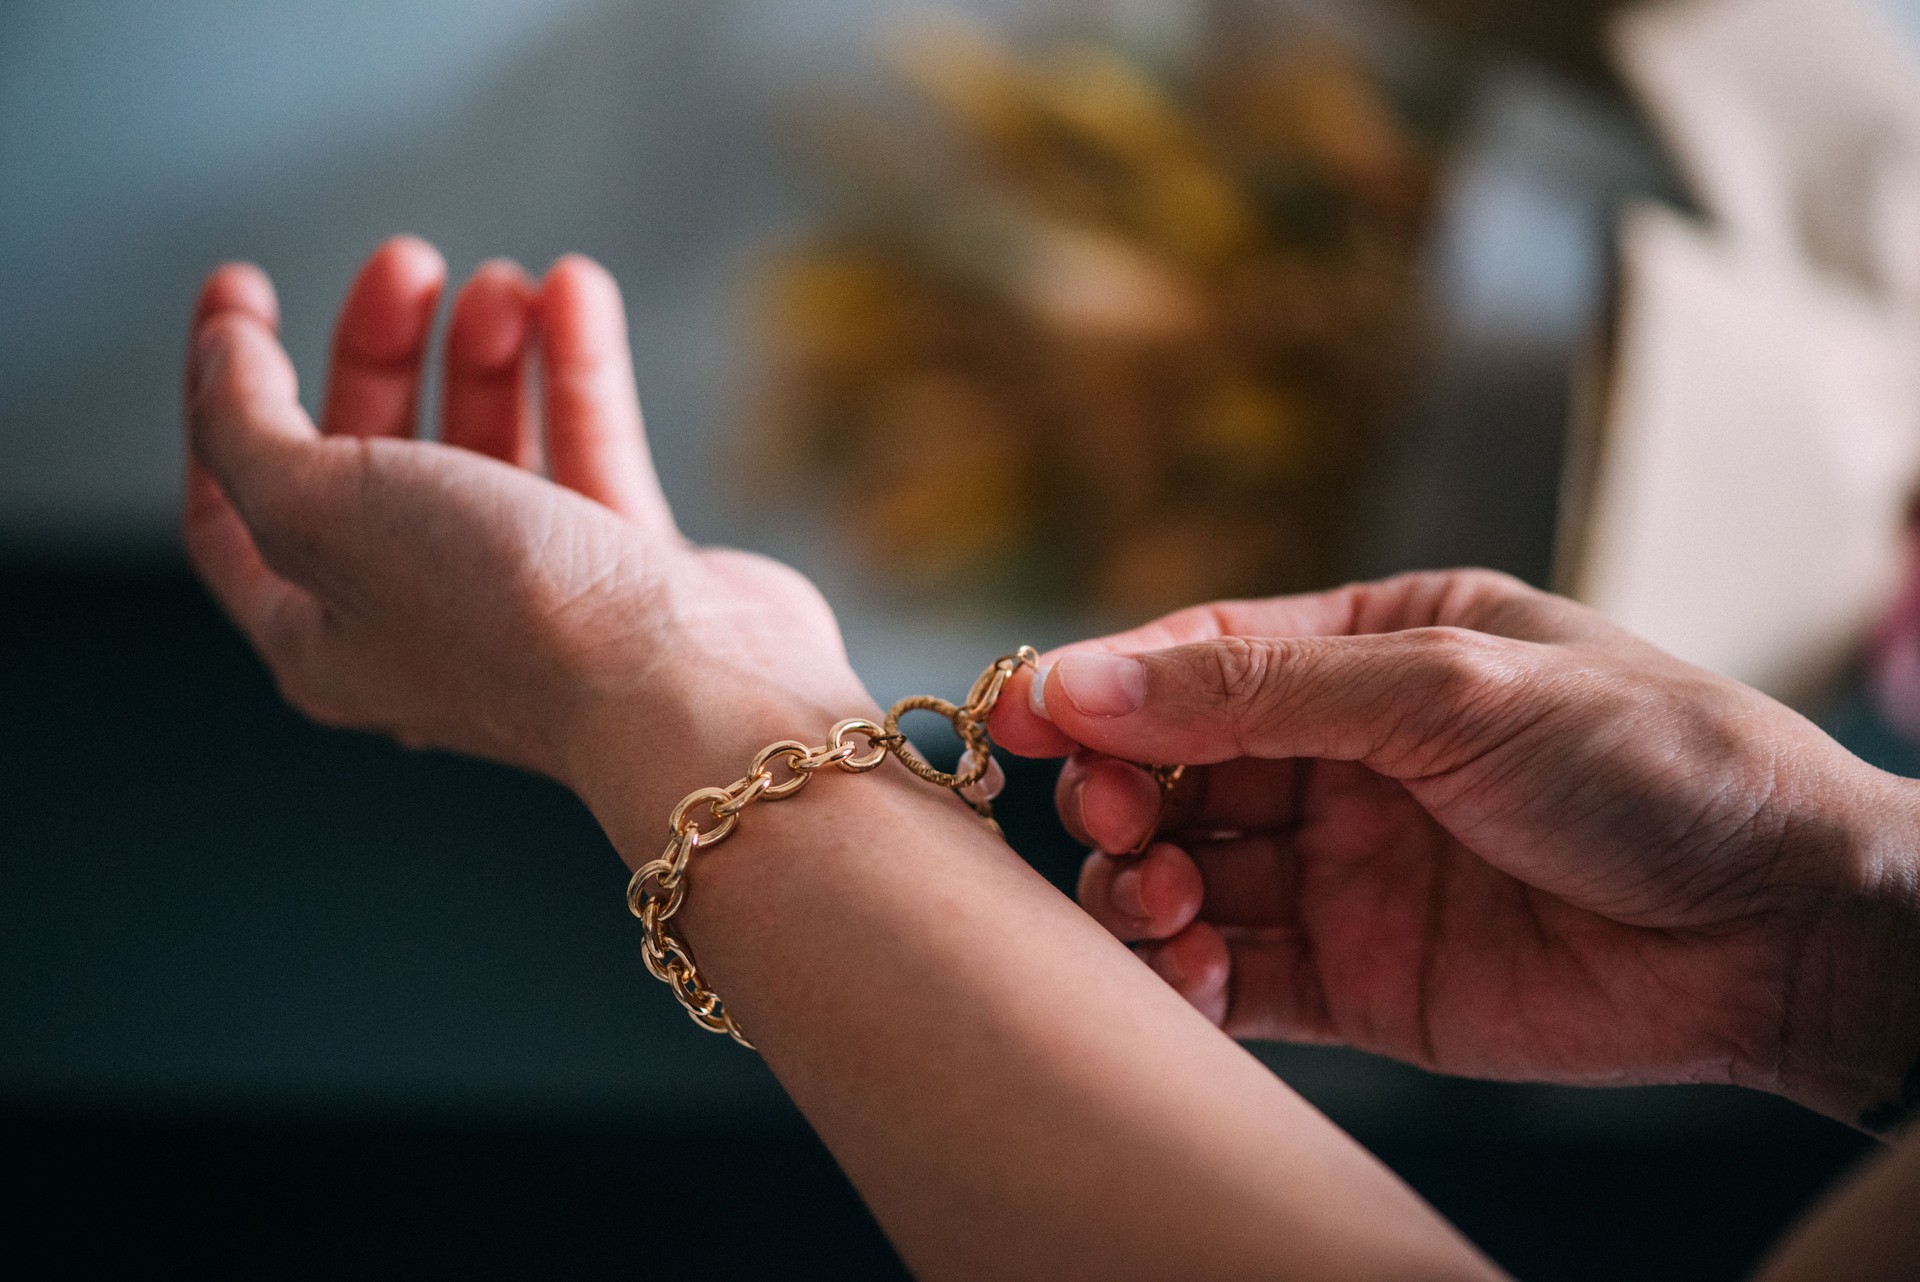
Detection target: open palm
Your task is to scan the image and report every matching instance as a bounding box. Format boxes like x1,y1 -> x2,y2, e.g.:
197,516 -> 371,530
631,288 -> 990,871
184,238 -> 862,790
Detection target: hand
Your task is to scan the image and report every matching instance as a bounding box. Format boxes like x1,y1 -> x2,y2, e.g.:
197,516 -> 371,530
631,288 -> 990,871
183,238 -> 869,805
990,570 -> 1920,1129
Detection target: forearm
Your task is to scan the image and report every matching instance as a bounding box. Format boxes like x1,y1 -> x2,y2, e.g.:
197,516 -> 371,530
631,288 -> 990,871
572,692 -> 1499,1282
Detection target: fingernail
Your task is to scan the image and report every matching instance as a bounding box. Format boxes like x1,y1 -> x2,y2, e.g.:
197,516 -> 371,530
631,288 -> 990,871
1054,652 -> 1146,718
1028,664 -> 1054,721
1112,862 -> 1148,921
958,755 -> 1006,806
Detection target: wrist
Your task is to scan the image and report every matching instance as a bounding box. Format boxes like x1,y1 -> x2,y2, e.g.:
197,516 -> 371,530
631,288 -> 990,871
1776,768 -> 1920,1131
554,651 -> 882,865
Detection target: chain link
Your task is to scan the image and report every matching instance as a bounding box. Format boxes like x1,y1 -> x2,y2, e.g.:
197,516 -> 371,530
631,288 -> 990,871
626,648 -> 1041,1049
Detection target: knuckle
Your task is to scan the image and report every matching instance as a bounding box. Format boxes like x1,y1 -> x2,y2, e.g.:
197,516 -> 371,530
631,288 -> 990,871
1447,568 -> 1532,607
1365,568 -> 1538,633
1441,569 -> 1588,641
1199,636 -> 1290,751
1390,628 -> 1536,768
1408,628 -> 1521,706
1380,568 -> 1457,596
1203,635 -> 1267,702
1455,566 -> 1529,595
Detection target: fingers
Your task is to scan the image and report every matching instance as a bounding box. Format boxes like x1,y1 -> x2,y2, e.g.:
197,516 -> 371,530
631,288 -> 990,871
1130,915 -> 1335,1042
441,259 -> 536,465
1057,753 -> 1305,853
1076,842 -> 1205,941
321,235 -> 446,439
540,254 -> 675,530
189,261 -> 280,339
988,571 -> 1596,757
1056,753 -> 1165,852
1135,922 -> 1233,1029
188,309 -> 322,511
1029,628 -> 1542,778
183,264 -> 322,653
992,589 -> 1371,758
1081,834 -> 1292,936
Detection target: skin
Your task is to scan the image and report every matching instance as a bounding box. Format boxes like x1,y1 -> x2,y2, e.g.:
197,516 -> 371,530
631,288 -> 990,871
182,239 -> 1500,1281
182,240 -> 867,785
991,578 -> 1920,1131
183,238 -> 1920,1278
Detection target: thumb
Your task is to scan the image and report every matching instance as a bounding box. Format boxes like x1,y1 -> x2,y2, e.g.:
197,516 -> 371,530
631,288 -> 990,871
1034,629 -> 1537,776
187,312 -> 322,522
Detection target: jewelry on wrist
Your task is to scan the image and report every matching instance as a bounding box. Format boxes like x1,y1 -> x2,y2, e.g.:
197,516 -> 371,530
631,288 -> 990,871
627,648 -> 1037,1047
626,646 -> 1188,1049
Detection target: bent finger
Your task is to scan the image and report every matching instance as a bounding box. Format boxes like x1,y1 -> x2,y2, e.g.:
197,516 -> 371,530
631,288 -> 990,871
1134,921 -> 1232,1028
1057,753 -> 1305,855
189,261 -> 280,342
1077,842 -> 1204,942
1216,928 -> 1337,1044
321,235 -> 445,439
186,313 -> 343,594
1183,833 -> 1294,928
1057,753 -> 1164,853
1138,920 -> 1339,1045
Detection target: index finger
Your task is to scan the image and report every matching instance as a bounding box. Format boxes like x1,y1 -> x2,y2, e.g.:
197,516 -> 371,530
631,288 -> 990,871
320,236 -> 446,440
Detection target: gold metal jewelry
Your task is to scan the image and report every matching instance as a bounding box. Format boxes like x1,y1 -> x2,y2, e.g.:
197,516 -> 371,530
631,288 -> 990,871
627,647 -> 1040,1048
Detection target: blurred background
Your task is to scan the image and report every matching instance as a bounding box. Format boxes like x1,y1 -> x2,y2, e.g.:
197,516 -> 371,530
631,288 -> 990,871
5,1 -> 1919,1277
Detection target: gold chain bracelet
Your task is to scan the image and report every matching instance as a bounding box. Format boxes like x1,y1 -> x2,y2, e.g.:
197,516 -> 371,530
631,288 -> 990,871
626,646 -> 1186,1049
626,647 -> 1037,1047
